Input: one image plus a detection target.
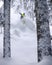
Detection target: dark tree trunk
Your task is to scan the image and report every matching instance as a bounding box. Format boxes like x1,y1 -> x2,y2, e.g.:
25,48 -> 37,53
3,0 -> 11,57
35,0 -> 51,62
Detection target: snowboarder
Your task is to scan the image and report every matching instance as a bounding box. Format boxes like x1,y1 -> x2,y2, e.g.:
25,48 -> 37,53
19,12 -> 25,24
19,12 -> 25,19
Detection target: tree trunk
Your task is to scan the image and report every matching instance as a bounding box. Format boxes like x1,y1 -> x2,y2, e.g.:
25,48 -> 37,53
35,0 -> 51,62
3,0 -> 11,57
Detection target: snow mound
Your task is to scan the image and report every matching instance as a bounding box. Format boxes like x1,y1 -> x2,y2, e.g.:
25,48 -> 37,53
37,56 -> 52,65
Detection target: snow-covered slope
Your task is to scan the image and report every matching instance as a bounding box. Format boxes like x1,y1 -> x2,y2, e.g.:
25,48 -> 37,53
10,7 -> 36,36
10,6 -> 37,65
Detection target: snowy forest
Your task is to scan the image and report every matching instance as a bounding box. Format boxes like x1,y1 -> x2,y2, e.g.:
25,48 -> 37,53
0,0 -> 52,65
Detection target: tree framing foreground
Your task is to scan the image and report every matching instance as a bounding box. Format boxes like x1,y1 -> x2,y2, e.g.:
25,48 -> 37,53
3,0 -> 11,57
35,0 -> 51,62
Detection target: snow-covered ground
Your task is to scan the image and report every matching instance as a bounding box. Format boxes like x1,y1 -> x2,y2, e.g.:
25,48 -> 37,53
0,30 -> 52,65
11,7 -> 37,65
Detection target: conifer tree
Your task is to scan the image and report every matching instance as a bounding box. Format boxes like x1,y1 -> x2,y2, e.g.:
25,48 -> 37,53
35,0 -> 51,62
